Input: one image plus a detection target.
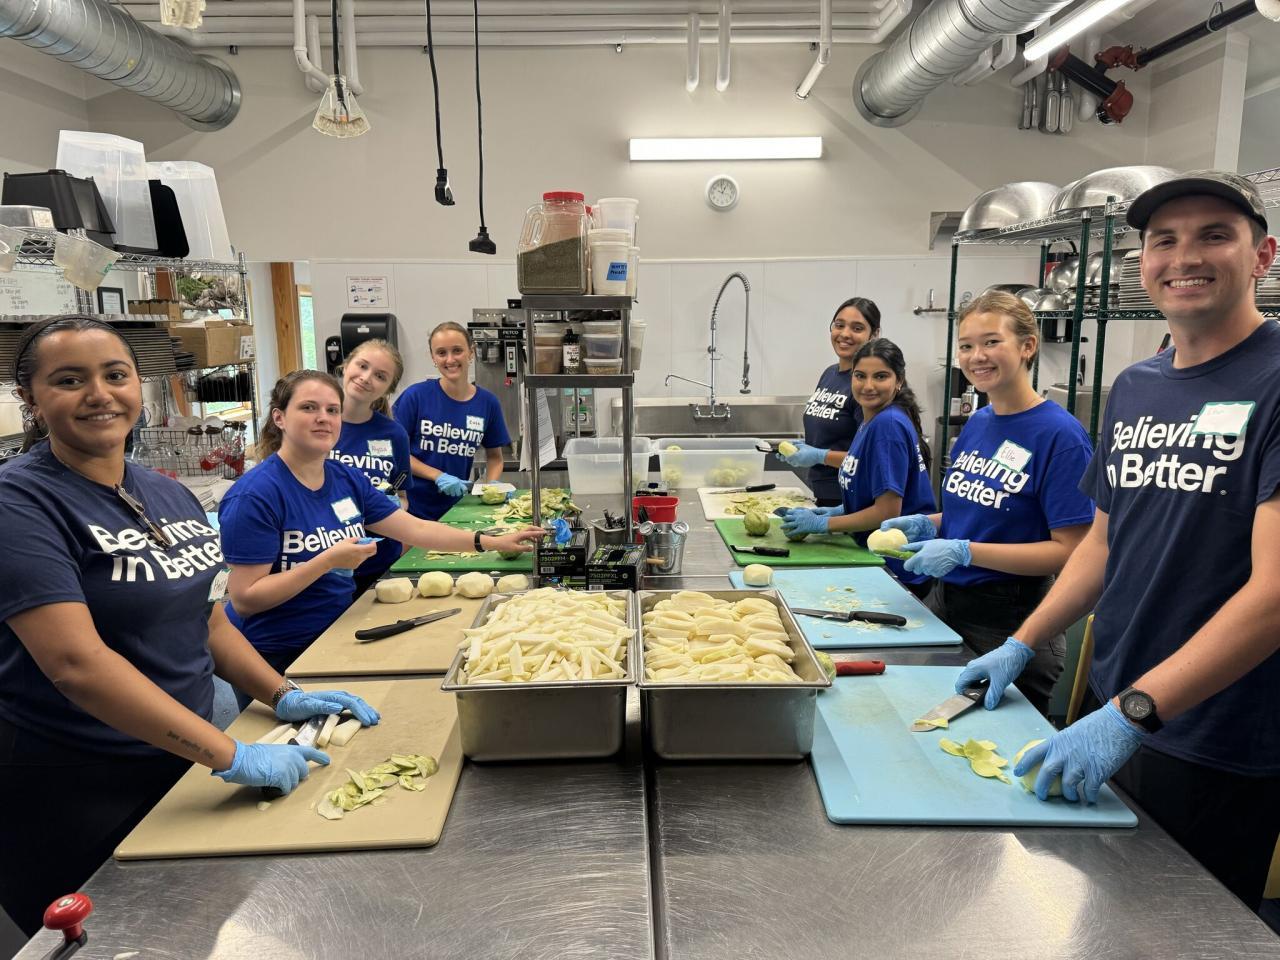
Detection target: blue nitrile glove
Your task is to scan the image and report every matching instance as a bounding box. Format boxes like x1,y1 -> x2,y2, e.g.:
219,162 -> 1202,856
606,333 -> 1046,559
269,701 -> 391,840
276,689 -> 381,726
551,517 -> 572,545
902,538 -> 971,577
955,637 -> 1035,709
1013,702 -> 1144,803
212,741 -> 329,794
331,536 -> 382,580
781,508 -> 830,537
435,473 -> 468,498
386,491 -> 402,508
774,505 -> 843,519
775,442 -> 826,468
880,514 -> 937,543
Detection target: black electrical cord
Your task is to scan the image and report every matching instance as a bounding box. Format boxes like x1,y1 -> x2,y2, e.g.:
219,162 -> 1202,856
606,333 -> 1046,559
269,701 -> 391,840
468,0 -> 495,253
425,0 -> 454,204
331,0 -> 346,112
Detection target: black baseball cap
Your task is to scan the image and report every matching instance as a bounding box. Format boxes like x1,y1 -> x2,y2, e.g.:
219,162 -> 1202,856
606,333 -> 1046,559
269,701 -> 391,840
1126,170 -> 1270,233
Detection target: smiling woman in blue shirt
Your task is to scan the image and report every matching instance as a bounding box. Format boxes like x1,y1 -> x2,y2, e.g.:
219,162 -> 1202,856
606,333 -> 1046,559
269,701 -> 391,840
0,316 -> 381,937
882,291 -> 1095,714
219,369 -> 542,703
775,297 -> 880,505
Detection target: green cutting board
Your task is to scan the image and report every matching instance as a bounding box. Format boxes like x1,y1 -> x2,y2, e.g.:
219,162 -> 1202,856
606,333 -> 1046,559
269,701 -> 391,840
390,547 -> 533,575
714,518 -> 884,568
437,495 -> 505,527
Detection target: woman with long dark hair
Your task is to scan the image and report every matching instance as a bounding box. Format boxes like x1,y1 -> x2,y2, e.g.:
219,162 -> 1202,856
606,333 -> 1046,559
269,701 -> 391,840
782,338 -> 936,596
0,317 -> 375,936
776,297 -> 881,505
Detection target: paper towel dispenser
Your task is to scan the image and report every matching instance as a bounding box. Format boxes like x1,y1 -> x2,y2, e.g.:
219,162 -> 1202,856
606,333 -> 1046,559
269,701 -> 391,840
340,313 -> 398,356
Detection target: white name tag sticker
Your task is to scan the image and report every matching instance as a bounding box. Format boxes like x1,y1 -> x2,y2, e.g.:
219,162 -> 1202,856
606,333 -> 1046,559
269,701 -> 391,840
992,440 -> 1032,473
208,567 -> 230,602
1192,401 -> 1254,437
332,497 -> 361,523
466,415 -> 484,431
367,439 -> 393,456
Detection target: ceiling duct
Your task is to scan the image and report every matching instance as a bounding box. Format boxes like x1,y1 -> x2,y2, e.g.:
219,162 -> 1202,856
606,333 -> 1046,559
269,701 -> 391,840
853,0 -> 1073,127
0,0 -> 241,130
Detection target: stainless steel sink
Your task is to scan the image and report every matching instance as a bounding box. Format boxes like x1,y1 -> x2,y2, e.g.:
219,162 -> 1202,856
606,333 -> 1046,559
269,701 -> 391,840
609,395 -> 807,441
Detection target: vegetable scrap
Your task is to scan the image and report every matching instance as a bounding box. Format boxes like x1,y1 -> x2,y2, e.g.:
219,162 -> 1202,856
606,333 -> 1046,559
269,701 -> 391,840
939,737 -> 1012,784
317,754 -> 439,821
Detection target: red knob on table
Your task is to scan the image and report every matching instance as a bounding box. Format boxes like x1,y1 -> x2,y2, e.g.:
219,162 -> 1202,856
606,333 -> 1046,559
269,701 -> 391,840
43,893 -> 92,942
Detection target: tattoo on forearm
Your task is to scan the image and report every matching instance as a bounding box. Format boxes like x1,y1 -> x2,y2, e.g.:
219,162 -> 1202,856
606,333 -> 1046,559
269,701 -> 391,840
166,729 -> 215,760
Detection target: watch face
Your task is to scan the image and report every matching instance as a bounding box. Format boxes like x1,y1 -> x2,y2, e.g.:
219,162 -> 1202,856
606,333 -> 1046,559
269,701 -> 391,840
1122,691 -> 1153,719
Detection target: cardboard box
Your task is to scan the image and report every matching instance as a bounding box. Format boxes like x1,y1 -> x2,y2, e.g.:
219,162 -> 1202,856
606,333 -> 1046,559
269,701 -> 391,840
167,318 -> 253,369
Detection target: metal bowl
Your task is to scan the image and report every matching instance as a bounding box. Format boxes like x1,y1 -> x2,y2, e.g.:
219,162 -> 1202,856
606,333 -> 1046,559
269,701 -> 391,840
1084,251 -> 1127,287
1046,257 -> 1080,294
1017,287 -> 1046,309
957,181 -> 1061,235
1050,165 -> 1181,214
1035,292 -> 1069,312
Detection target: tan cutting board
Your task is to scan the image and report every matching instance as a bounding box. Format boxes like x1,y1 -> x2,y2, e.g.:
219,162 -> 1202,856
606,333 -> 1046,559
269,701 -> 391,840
115,678 -> 462,860
697,485 -> 814,521
286,590 -> 487,678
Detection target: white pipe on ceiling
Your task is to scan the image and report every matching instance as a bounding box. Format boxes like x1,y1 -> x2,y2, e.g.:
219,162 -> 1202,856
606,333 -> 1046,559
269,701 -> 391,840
686,12 -> 700,91
165,27 -> 890,45
866,0 -> 908,43
151,12 -> 881,30
293,0 -> 327,91
342,0 -> 363,95
128,0 -> 892,14
305,14 -> 325,90
716,0 -> 731,91
1077,32 -> 1099,121
795,0 -> 832,99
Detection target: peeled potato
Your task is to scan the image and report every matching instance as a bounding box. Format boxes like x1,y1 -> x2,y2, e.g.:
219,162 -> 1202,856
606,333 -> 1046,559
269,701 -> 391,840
1013,739 -> 1063,797
374,578 -> 415,603
777,440 -> 798,457
742,563 -> 773,587
867,528 -> 908,553
417,571 -> 454,597
456,571 -> 495,599
496,574 -> 530,593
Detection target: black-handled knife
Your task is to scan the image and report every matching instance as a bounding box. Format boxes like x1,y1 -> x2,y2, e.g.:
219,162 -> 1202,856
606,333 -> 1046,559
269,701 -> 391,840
790,607 -> 907,627
262,713 -> 328,799
355,607 -> 462,642
730,544 -> 791,558
711,483 -> 777,494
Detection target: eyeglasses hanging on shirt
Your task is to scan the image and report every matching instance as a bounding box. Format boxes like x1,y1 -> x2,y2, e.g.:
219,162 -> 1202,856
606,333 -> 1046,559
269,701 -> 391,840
115,483 -> 176,549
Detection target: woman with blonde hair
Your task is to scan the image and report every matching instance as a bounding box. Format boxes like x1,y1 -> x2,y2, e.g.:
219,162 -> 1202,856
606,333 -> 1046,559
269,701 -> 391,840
393,321 -> 510,520
882,291 -> 1096,713
221,370 -> 541,703
331,339 -> 412,595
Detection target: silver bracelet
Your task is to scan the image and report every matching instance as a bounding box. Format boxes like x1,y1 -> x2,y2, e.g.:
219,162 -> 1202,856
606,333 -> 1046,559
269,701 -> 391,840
270,678 -> 300,708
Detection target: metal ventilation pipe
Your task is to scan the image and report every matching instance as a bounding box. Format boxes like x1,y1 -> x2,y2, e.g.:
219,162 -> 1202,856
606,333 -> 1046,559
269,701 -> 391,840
0,0 -> 241,131
853,0 -> 1073,127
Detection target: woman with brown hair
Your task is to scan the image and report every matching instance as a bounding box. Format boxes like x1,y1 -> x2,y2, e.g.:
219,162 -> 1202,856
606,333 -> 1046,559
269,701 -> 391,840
0,317 -> 374,936
220,368 -> 540,702
881,291 -> 1096,713
392,321 -> 510,520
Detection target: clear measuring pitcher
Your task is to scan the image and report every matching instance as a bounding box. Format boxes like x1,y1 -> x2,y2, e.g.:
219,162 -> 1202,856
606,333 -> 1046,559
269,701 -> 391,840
517,191 -> 589,295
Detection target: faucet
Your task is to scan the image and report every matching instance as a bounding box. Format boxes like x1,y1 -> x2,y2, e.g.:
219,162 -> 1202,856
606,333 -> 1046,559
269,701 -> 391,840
662,271 -> 752,421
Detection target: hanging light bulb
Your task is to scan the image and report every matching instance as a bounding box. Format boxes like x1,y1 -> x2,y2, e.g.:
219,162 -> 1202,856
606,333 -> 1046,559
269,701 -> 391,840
313,75 -> 370,139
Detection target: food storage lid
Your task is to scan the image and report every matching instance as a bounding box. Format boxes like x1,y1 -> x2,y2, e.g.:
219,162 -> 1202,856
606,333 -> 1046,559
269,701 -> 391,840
588,228 -> 632,244
544,191 -> 585,202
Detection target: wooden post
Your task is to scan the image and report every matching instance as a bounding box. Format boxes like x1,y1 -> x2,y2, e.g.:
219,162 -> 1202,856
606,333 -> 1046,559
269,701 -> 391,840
270,262 -> 303,374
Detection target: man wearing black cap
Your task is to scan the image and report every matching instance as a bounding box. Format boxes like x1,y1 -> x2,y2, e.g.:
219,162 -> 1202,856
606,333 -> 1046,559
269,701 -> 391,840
959,170 -> 1280,917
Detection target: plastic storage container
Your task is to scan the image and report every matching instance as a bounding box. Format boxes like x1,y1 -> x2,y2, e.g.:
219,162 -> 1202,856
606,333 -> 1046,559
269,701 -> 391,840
588,227 -> 631,296
563,436 -> 654,494
593,197 -> 639,242
656,437 -> 768,489
533,344 -> 562,374
517,191 -> 589,295
56,131 -> 156,251
582,332 -> 623,359
533,321 -> 568,346
52,232 -> 121,291
583,357 -> 623,375
581,319 -> 622,336
629,319 -> 646,371
627,246 -> 640,298
0,223 -> 22,272
632,495 -> 678,523
147,160 -> 233,261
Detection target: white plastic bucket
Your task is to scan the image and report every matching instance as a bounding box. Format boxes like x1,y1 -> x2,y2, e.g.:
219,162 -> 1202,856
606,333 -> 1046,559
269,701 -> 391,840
589,235 -> 630,296
594,198 -> 639,241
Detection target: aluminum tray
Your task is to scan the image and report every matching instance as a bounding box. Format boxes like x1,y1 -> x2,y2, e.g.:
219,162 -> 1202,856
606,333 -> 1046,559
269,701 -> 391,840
638,589 -> 831,760
439,590 -> 637,761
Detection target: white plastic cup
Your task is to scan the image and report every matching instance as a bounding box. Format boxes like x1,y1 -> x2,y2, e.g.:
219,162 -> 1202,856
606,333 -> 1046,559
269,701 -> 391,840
53,233 -> 122,292
589,234 -> 630,296
0,223 -> 23,272
594,198 -> 639,242
627,246 -> 639,299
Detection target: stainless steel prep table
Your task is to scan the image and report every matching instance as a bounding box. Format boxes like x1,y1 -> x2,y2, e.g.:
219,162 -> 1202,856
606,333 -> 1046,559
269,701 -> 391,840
16,487 -> 1280,958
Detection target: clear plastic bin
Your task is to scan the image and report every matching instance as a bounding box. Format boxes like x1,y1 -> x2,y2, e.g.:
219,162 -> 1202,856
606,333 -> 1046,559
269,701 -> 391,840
629,318 -> 646,371
656,437 -> 767,489
582,357 -> 623,374
53,233 -> 122,291
563,436 -> 654,494
582,332 -> 623,359
147,160 -> 233,261
56,131 -> 157,251
0,223 -> 23,272
533,344 -> 562,374
582,319 -> 622,336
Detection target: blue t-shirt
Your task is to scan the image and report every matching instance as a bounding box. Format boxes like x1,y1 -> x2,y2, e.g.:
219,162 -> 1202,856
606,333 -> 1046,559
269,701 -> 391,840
940,400 -> 1095,587
392,379 -> 511,521
218,454 -> 398,655
1083,320 -> 1280,776
330,412 -> 413,580
0,443 -> 220,756
839,404 -> 937,584
803,364 -> 862,502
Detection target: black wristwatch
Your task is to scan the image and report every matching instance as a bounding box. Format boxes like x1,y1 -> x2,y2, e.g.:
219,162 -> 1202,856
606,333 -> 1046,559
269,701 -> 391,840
474,530 -> 485,553
1118,686 -> 1162,733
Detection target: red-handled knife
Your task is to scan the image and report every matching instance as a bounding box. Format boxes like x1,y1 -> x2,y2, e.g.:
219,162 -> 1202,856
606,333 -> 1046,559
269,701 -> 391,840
832,659 -> 885,676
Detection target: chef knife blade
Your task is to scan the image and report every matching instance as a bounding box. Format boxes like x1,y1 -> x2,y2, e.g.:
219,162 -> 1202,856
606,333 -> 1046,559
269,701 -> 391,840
261,714 -> 329,799
790,607 -> 907,627
910,681 -> 989,732
710,483 -> 777,495
355,607 -> 462,642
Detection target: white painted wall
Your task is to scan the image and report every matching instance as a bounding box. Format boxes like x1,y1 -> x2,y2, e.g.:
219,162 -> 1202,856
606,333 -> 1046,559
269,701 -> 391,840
1145,29 -> 1250,171
0,44 -> 90,175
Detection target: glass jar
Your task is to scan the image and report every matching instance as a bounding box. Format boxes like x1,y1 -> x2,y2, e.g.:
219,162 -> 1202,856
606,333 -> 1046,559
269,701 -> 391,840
517,191 -> 589,295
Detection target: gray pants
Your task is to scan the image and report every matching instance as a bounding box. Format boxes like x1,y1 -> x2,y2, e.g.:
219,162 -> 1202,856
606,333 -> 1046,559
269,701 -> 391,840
925,577 -> 1066,716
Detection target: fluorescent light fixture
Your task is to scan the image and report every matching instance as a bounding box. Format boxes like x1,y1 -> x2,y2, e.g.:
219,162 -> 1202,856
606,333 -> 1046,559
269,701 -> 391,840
1023,0 -> 1142,61
630,137 -> 823,161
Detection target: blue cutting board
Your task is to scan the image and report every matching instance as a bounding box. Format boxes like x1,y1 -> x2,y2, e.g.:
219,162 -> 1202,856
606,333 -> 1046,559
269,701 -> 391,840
727,567 -> 962,649
811,665 -> 1137,827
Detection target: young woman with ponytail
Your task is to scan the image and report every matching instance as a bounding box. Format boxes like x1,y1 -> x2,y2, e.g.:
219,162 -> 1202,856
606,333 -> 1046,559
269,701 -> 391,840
0,317 -> 379,936
220,369 -> 541,704
781,338 -> 937,596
